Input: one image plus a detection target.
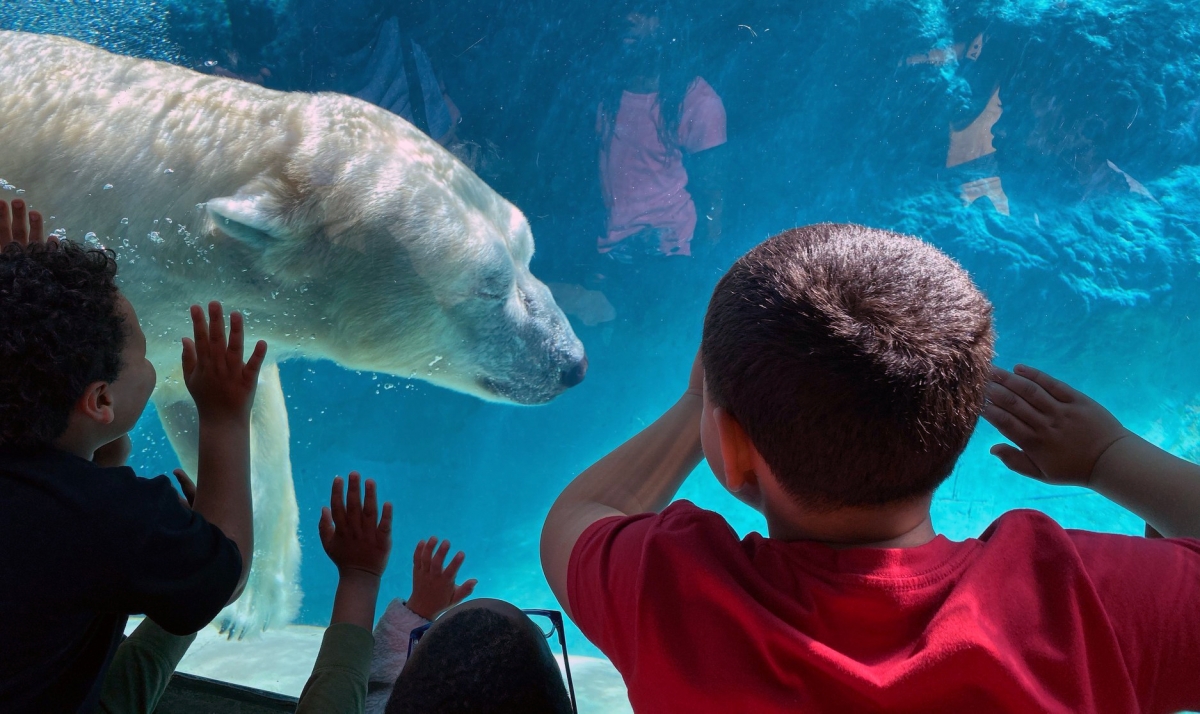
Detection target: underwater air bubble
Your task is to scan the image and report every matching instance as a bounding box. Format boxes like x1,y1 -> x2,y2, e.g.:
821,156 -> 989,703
120,217 -> 130,225
147,231 -> 162,243
163,168 -> 174,174
15,189 -> 25,195
103,183 -> 113,190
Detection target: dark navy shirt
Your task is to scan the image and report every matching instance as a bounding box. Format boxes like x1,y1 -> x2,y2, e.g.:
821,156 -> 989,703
0,446 -> 242,713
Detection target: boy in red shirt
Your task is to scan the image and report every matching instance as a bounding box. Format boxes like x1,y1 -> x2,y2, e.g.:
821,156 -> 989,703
541,223 -> 1200,713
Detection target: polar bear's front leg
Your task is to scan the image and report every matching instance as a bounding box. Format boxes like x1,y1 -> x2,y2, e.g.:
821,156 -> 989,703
155,361 -> 302,638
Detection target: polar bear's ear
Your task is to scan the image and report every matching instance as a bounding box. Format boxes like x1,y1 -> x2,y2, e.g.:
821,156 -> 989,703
207,195 -> 284,246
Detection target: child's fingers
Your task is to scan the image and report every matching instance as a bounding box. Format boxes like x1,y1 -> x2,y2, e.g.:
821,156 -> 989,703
245,340 -> 268,379
982,402 -> 1037,446
181,337 -> 198,376
173,468 -> 197,506
330,476 -> 347,529
431,539 -> 451,574
363,478 -> 378,524
418,537 -> 437,572
228,311 -> 245,359
443,550 -> 466,582
0,200 -> 11,246
1014,364 -> 1078,404
985,381 -> 1045,430
989,444 -> 1044,479
189,305 -> 210,360
992,367 -> 1059,415
346,471 -> 362,514
28,210 -> 43,244
452,579 -> 478,604
207,301 -> 227,356
10,199 -> 28,245
413,540 -> 424,567
318,506 -> 335,548
378,501 -> 393,537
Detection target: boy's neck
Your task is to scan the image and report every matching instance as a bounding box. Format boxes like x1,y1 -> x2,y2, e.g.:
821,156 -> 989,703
763,493 -> 937,549
53,421 -> 105,462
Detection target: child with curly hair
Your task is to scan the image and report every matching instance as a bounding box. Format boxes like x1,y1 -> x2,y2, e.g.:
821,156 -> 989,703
0,198 -> 266,713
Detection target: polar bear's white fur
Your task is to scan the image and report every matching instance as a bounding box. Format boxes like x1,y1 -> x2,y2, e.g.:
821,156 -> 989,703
0,31 -> 586,636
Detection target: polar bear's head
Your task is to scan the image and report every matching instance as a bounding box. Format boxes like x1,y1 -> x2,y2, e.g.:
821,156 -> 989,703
205,104 -> 586,405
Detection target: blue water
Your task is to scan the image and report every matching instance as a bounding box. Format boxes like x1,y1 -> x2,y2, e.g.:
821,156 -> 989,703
8,0 -> 1200,671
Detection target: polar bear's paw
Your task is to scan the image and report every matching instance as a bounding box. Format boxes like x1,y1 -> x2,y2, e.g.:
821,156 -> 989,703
216,554 -> 302,640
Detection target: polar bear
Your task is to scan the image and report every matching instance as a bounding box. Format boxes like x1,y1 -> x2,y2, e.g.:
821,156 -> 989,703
0,31 -> 587,636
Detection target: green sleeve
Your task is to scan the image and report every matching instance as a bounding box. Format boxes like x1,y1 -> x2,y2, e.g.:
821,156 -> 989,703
97,618 -> 197,714
295,623 -> 375,714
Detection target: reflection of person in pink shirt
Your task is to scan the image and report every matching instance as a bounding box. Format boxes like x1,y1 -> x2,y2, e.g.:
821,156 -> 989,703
596,7 -> 727,262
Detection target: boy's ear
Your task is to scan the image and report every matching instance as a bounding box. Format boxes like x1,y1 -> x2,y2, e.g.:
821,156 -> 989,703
206,193 -> 287,247
77,382 -> 115,425
713,407 -> 760,493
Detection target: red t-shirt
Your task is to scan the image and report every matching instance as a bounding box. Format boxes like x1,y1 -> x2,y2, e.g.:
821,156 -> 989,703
568,501 -> 1200,713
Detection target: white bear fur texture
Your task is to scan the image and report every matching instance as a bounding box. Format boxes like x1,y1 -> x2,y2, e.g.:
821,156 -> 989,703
0,31 -> 586,636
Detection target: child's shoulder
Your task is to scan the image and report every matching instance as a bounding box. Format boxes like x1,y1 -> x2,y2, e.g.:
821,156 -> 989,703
0,446 -> 175,521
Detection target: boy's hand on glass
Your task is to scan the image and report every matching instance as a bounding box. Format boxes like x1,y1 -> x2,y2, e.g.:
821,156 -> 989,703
983,364 -> 1131,487
405,536 -> 477,621
173,468 -> 197,509
181,301 -> 268,422
319,472 -> 393,578
0,198 -> 46,249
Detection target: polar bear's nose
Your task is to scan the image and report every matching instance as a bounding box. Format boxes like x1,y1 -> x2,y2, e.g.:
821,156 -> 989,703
560,356 -> 588,388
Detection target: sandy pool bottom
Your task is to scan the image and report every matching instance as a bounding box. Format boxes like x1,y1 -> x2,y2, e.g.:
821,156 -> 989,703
125,618 -> 632,713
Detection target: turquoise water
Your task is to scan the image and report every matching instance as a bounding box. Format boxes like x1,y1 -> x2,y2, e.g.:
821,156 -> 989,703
6,0 -> 1200,683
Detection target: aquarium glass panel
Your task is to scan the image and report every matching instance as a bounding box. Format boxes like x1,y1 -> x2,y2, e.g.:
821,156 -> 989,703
3,1 -> 1198,711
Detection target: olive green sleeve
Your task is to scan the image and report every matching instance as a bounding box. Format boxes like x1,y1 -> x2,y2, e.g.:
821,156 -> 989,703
97,618 -> 197,714
295,623 -> 376,714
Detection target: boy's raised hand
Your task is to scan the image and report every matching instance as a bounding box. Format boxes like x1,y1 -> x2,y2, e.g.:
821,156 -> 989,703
405,537 -> 477,620
319,472 -> 393,578
983,364 -> 1131,487
181,302 -> 267,422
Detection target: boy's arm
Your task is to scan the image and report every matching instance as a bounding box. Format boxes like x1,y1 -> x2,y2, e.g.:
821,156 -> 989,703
984,364 -> 1200,538
97,619 -> 197,714
182,302 -> 268,602
297,472 -> 393,714
541,354 -> 705,618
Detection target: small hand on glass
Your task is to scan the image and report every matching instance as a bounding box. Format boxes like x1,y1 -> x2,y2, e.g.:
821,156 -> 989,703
405,536 -> 477,621
0,198 -> 47,249
983,364 -> 1131,487
319,472 -> 393,578
181,301 -> 268,423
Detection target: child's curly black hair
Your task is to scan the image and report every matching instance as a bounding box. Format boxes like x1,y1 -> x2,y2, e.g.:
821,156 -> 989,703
0,240 -> 126,449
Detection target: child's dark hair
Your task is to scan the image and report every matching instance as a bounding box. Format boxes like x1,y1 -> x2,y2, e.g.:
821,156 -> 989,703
386,606 -> 573,714
0,241 -> 125,448
701,223 -> 995,510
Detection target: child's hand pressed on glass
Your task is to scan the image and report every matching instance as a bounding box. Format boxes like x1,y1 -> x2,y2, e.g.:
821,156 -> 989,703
319,472 -> 393,578
181,301 -> 268,422
983,364 -> 1131,487
406,536 -> 477,620
0,198 -> 45,249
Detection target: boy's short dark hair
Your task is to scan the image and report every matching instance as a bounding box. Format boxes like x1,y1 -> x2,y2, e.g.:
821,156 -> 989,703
0,241 -> 125,448
701,223 -> 994,510
386,607 -> 572,714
